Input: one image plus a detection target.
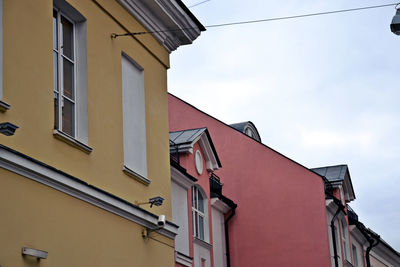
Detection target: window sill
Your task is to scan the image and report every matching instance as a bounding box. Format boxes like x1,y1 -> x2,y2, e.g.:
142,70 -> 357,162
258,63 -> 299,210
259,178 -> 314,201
53,129 -> 93,154
175,251 -> 193,267
123,165 -> 151,185
193,237 -> 212,249
0,100 -> 10,112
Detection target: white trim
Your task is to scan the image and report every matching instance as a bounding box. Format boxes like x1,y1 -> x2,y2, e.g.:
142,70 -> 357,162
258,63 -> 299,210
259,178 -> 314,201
370,250 -> 395,267
195,150 -> 203,175
123,165 -> 151,185
170,166 -> 195,189
193,237 -> 212,250
0,0 -> 7,112
117,0 -> 202,52
53,0 -> 89,145
0,146 -> 178,239
53,129 -> 93,153
0,100 -> 10,112
211,198 -> 230,214
175,251 -> 193,267
171,131 -> 220,172
0,0 -> 2,100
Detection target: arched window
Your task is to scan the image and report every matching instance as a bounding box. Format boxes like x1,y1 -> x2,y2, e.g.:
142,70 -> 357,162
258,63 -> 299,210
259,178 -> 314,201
192,186 -> 208,241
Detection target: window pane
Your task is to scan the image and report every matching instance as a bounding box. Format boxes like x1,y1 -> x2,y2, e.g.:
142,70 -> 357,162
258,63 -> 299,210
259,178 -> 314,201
352,245 -> 358,266
194,211 -> 198,237
192,210 -> 195,236
53,51 -> 58,92
199,215 -> 204,240
61,16 -> 74,60
63,59 -> 74,99
53,10 -> 58,50
62,98 -> 74,136
193,187 -> 197,208
198,192 -> 204,212
54,92 -> 59,129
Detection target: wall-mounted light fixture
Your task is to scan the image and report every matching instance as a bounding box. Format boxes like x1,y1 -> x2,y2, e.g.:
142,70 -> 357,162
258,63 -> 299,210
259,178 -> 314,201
390,4 -> 400,35
22,247 -> 48,260
135,196 -> 164,208
0,122 -> 19,136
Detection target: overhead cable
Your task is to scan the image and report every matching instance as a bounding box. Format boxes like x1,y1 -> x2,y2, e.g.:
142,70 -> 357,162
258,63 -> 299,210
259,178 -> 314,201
111,3 -> 399,38
189,0 -> 211,8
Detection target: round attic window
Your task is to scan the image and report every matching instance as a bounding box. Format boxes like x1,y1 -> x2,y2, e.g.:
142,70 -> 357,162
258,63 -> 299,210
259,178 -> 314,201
195,150 -> 203,175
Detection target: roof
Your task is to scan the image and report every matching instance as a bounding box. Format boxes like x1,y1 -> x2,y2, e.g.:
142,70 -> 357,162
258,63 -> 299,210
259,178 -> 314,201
311,164 -> 348,183
230,121 -> 261,142
312,164 -> 356,202
169,128 -> 222,170
170,128 -> 207,146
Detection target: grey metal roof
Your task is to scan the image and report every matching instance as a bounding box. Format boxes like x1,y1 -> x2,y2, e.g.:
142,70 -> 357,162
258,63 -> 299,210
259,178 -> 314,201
229,121 -> 261,142
169,128 -> 207,146
311,164 -> 348,182
230,122 -> 248,132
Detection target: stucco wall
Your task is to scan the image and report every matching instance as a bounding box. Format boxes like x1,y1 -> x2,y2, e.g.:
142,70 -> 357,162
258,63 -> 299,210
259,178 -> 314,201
168,94 -> 331,267
0,0 -> 172,217
0,168 -> 174,267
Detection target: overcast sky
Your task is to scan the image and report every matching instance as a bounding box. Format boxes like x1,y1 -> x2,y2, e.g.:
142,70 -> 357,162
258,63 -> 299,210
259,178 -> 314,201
168,0 -> 400,251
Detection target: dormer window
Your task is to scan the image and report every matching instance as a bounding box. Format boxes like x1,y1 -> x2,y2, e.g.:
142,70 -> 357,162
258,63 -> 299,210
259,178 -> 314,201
245,127 -> 254,138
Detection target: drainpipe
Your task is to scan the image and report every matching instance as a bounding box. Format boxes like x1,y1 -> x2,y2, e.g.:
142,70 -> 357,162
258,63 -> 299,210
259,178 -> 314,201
225,203 -> 237,267
362,228 -> 380,267
331,204 -> 343,267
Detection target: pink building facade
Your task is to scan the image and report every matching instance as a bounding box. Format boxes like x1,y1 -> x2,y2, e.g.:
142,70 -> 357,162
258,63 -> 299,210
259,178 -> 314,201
168,94 -> 332,267
169,128 -> 235,267
168,94 -> 400,267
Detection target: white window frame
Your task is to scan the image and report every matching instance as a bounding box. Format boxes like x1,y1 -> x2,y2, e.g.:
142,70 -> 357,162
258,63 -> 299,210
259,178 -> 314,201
341,218 -> 351,262
352,244 -> 359,267
52,0 -> 90,152
192,186 -> 209,242
53,8 -> 76,137
0,0 -> 9,112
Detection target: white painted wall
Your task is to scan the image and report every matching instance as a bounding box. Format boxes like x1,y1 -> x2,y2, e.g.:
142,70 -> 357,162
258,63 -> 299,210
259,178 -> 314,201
326,208 -> 343,267
212,206 -> 227,267
121,54 -> 147,179
171,180 -> 190,256
194,240 -> 211,267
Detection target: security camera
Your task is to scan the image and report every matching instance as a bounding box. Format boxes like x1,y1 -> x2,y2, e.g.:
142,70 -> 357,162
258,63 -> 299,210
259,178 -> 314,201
157,214 -> 166,228
149,196 -> 164,208
390,9 -> 400,35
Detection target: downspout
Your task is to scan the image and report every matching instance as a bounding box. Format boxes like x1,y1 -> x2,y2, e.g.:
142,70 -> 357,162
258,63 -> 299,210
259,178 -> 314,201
225,204 -> 237,267
331,204 -> 343,267
363,230 -> 380,267
324,177 -> 343,267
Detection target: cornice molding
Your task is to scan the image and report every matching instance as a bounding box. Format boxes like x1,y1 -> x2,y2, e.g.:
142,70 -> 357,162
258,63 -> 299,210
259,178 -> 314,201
171,165 -> 195,189
0,145 -> 178,239
117,0 -> 202,52
211,198 -> 230,214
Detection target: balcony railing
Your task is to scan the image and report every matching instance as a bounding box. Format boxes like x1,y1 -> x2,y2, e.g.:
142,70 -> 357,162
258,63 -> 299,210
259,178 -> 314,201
210,172 -> 223,198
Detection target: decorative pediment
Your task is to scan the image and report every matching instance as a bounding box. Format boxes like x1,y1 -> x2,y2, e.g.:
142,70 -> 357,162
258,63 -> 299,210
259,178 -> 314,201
170,128 -> 221,172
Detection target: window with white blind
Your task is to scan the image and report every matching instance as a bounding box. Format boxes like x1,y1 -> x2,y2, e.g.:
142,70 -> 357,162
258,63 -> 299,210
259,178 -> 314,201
121,53 -> 148,184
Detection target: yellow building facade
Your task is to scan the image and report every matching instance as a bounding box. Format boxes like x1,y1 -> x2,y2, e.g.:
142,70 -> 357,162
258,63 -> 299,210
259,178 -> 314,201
0,0 -> 204,266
